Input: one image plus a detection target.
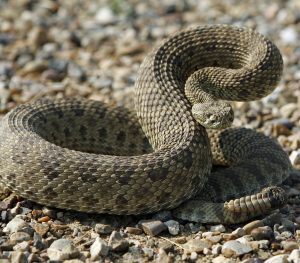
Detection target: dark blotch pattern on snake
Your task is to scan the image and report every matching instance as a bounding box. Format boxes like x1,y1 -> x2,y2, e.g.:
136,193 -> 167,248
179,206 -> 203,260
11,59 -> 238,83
0,25 -> 292,223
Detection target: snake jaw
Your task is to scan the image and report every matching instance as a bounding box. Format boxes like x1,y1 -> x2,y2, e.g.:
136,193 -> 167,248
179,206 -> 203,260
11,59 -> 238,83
191,102 -> 234,129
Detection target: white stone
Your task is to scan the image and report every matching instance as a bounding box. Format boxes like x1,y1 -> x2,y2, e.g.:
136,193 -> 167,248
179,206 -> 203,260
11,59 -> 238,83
210,224 -> 226,233
264,254 -> 288,263
95,7 -> 116,25
4,217 -> 28,233
288,249 -> 300,262
47,239 -> 79,261
190,251 -> 198,260
279,27 -> 298,44
222,240 -> 253,257
212,255 -> 236,263
90,237 -> 109,259
164,220 -> 180,235
290,150 -> 300,165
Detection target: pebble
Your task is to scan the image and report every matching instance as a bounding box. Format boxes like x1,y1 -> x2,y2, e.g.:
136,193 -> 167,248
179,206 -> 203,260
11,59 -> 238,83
182,239 -> 211,254
279,26 -> 298,44
10,232 -> 31,242
290,150 -> 300,165
231,227 -> 246,238
4,217 -> 29,233
95,7 -> 117,25
212,255 -> 236,263
251,226 -> 274,241
94,223 -> 113,235
190,251 -> 198,260
164,220 -> 180,235
10,251 -> 27,263
156,248 -> 172,263
210,224 -> 226,233
264,254 -> 289,263
90,237 -> 109,259
281,241 -> 299,251
67,62 -> 86,82
142,247 -> 154,258
33,223 -> 49,237
140,220 -> 167,236
222,240 -> 253,258
47,239 -> 79,261
212,244 -> 222,255
288,249 -> 300,262
125,226 -> 142,235
108,231 -> 129,252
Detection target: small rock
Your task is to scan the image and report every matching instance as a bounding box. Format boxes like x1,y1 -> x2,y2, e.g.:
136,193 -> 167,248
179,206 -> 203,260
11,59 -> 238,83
231,227 -> 246,238
67,62 -> 86,82
90,237 -> 109,260
94,223 -> 113,235
41,69 -> 64,82
95,7 -> 117,25
5,217 -> 29,233
64,260 -> 84,263
212,255 -> 236,263
156,248 -> 171,263
158,240 -> 173,253
28,26 -> 49,48
142,247 -> 154,259
290,150 -> 300,166
33,223 -> 49,237
164,220 -> 180,235
140,220 -> 167,236
279,231 -> 293,239
10,232 -> 31,242
190,251 -> 198,260
281,218 -> 296,232
33,232 -> 46,250
125,227 -> 142,235
47,239 -> 79,261
13,241 -> 29,252
210,224 -> 226,233
21,60 -> 48,75
222,240 -> 253,258
288,249 -> 300,262
280,103 -> 298,118
281,241 -> 299,252
205,235 -> 222,244
183,239 -> 211,254
108,231 -> 129,252
10,203 -> 22,216
251,226 -> 274,241
10,251 -> 27,263
42,207 -> 56,218
242,258 -> 264,263
280,27 -> 298,44
264,254 -> 288,263
243,220 -> 264,234
212,244 -> 222,255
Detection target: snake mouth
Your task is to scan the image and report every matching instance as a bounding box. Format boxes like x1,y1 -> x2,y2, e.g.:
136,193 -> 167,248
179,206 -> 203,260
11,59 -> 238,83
191,102 -> 234,129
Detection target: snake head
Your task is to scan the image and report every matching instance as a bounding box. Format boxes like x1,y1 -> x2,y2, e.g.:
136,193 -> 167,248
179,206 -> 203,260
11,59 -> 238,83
192,101 -> 234,129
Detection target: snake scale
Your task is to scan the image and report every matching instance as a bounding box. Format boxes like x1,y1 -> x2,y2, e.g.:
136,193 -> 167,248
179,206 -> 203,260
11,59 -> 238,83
0,25 -> 292,223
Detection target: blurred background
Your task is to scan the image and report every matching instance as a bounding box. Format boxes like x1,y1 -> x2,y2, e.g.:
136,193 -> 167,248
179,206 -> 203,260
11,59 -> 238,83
0,0 -> 299,158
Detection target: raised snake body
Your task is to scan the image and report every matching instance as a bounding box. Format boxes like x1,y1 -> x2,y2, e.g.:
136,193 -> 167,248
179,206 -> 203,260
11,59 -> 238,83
0,25 -> 292,223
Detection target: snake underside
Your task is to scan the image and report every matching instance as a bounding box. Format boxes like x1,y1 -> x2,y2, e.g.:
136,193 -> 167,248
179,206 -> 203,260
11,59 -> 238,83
0,25 -> 292,223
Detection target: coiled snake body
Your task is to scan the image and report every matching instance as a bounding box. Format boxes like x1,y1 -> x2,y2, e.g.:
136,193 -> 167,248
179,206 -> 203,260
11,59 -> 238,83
0,25 -> 292,223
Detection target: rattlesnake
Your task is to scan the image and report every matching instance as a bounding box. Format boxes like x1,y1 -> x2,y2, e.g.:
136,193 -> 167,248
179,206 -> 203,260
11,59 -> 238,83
0,25 -> 292,223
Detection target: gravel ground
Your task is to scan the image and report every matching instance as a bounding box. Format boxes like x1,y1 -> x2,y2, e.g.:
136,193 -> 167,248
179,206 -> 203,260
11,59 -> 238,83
0,0 -> 300,262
